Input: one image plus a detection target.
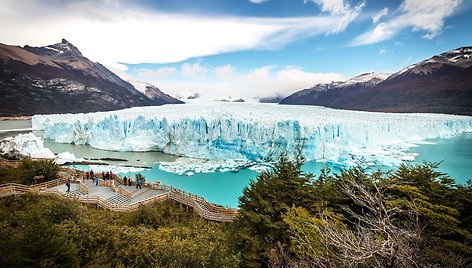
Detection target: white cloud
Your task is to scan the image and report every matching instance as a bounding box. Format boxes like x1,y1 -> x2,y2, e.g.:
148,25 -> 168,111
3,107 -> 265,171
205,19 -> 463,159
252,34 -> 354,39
306,0 -> 366,33
141,65 -> 346,100
215,64 -> 235,79
400,0 -> 462,39
310,0 -> 356,15
372,7 -> 388,24
181,63 -> 209,78
249,0 -> 269,4
138,67 -> 178,79
0,0 -> 363,65
351,0 -> 462,45
379,49 -> 386,55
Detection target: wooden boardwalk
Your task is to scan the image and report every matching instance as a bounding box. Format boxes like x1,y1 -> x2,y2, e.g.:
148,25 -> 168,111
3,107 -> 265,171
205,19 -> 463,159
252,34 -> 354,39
0,174 -> 239,222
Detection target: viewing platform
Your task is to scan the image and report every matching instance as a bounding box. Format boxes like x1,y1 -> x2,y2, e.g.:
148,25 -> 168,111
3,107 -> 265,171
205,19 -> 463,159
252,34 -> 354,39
0,172 -> 239,223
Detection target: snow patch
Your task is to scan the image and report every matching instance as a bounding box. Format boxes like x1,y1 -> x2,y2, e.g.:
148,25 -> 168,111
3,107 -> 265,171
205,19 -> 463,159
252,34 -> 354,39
340,72 -> 391,87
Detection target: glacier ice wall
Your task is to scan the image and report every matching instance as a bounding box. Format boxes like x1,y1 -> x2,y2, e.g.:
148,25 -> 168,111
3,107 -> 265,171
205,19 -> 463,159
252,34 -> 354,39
32,103 -> 472,167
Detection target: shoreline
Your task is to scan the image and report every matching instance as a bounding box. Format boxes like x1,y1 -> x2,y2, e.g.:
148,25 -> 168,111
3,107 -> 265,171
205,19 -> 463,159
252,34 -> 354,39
0,116 -> 32,121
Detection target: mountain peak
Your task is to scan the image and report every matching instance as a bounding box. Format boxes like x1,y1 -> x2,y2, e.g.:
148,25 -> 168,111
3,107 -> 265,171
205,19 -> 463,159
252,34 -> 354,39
51,38 -> 83,56
391,46 -> 472,80
437,46 -> 472,66
22,39 -> 83,58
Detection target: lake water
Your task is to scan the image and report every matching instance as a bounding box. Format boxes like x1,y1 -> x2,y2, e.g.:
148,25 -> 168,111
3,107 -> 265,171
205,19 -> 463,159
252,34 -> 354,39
1,120 -> 471,208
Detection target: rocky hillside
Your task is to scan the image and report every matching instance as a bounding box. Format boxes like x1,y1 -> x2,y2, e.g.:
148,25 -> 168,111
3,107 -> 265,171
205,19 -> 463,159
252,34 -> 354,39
0,39 -> 182,116
280,47 -> 472,115
280,72 -> 390,108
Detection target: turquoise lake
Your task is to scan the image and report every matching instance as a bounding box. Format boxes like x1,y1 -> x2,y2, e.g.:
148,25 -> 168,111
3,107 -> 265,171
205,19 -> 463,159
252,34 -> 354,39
1,120 -> 471,208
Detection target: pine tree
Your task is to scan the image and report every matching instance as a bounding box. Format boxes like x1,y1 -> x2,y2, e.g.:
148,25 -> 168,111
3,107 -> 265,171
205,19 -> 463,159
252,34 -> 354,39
232,153 -> 318,267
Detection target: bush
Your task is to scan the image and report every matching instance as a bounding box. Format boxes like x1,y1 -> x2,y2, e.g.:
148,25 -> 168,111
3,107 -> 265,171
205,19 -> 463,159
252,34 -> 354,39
0,159 -> 60,185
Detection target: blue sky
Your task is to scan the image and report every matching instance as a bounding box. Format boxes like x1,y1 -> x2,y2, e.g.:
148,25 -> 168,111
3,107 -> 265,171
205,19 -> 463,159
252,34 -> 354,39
1,0 -> 471,100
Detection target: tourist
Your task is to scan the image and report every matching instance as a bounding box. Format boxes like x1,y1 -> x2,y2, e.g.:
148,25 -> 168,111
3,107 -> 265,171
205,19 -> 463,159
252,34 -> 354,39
123,176 -> 127,186
128,178 -> 132,186
86,171 -> 89,180
95,176 -> 99,186
136,178 -> 141,189
90,170 -> 94,178
109,171 -> 113,180
66,179 -> 71,192
106,171 -> 110,180
102,171 -> 106,180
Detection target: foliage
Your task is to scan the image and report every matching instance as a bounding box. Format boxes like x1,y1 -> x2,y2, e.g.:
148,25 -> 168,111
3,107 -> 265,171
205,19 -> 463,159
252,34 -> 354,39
0,195 -> 240,267
113,220 -> 240,267
0,158 -> 60,185
231,153 -> 319,267
127,200 -> 194,229
0,194 -> 80,268
280,164 -> 472,267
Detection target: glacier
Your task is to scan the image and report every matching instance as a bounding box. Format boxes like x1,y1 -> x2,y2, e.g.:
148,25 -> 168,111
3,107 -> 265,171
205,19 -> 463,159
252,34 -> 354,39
32,103 -> 472,168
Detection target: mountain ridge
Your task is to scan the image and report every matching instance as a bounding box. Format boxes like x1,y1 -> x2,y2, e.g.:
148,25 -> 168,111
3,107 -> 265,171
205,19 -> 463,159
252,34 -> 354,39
280,46 -> 472,115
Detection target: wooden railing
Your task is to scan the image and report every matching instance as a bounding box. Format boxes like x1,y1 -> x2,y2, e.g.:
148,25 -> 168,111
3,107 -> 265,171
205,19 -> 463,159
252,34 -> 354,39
0,183 -> 31,197
0,177 -> 69,196
44,188 -> 170,212
115,185 -> 132,199
79,182 -> 89,194
166,187 -> 239,222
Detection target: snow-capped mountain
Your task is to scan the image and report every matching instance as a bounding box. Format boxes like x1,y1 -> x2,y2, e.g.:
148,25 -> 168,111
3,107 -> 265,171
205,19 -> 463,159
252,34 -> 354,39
281,47 -> 472,115
128,80 -> 183,105
0,39 -> 181,116
339,72 -> 391,87
280,72 -> 390,107
389,47 -> 472,80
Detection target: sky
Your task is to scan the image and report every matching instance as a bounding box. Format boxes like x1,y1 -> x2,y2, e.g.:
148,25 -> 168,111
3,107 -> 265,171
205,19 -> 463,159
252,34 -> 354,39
1,0 -> 471,100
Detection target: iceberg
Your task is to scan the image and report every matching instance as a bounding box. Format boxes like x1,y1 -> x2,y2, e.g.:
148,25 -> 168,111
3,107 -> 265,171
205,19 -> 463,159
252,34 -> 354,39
0,133 -> 86,164
32,103 -> 472,167
0,132 -> 55,159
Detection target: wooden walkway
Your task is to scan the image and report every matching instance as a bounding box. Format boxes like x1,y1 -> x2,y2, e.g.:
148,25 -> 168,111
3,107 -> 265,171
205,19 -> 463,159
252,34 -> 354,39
0,174 -> 239,222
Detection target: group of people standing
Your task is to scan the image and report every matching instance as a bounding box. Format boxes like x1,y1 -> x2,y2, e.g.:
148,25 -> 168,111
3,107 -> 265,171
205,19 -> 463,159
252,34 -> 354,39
122,175 -> 142,189
79,170 -> 144,189
83,170 -> 116,186
67,170 -> 146,192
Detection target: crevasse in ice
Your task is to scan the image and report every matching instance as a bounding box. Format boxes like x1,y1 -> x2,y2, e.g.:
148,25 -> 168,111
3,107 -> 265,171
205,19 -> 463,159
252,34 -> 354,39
32,103 -> 472,167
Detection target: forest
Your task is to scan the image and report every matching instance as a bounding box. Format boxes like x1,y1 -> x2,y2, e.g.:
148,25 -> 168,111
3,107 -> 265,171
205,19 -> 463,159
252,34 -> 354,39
0,156 -> 471,267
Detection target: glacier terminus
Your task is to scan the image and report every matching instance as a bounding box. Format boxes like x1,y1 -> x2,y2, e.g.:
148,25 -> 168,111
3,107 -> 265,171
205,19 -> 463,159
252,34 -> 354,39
32,103 -> 472,169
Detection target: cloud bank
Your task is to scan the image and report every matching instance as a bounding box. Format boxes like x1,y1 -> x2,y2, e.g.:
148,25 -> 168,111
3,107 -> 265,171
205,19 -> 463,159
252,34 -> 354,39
137,64 -> 346,101
1,0 -> 363,66
351,0 -> 462,46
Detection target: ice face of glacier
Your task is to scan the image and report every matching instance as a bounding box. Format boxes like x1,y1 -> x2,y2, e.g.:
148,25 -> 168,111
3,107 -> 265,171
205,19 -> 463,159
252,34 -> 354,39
32,103 -> 472,167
